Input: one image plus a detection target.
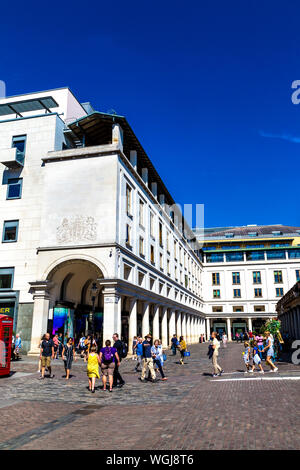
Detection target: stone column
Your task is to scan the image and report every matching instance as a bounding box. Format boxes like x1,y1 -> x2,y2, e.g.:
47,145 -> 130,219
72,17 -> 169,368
227,318 -> 232,341
161,307 -> 168,348
28,281 -> 53,355
102,288 -> 122,346
152,304 -> 160,340
142,302 -> 150,338
248,317 -> 252,333
128,297 -> 137,353
176,311 -> 182,338
169,309 -> 176,344
112,123 -> 123,151
182,312 -> 187,340
206,318 -> 211,341
186,315 -> 191,343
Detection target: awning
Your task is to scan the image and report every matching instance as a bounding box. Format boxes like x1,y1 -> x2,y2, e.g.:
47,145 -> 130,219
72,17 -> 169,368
0,96 -> 59,117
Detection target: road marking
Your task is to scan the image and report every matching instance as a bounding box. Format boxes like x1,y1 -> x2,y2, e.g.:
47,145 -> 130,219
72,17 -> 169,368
210,376 -> 300,382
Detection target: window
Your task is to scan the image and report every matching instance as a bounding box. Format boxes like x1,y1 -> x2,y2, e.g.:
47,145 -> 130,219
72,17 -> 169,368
226,252 -> 244,262
7,178 -> 23,199
167,259 -> 170,275
150,245 -> 155,264
167,231 -> 170,252
174,240 -> 177,260
179,247 -> 182,264
233,306 -> 244,312
213,289 -> 220,298
254,288 -> 262,298
160,253 -> 163,271
126,184 -> 132,216
138,272 -> 145,287
233,289 -> 241,298
246,251 -> 264,261
150,212 -> 155,237
185,274 -> 188,288
0,268 -> 14,289
139,199 -> 144,226
150,278 -> 155,290
159,221 -> 163,247
123,264 -> 132,281
126,224 -> 131,247
253,271 -> 261,284
212,306 -> 223,312
139,237 -> 144,257
206,253 -> 224,263
175,265 -> 178,281
254,305 -> 265,312
274,270 -> 283,284
212,273 -> 220,285
232,272 -> 240,284
3,220 -> 19,242
296,270 -> 300,282
289,250 -> 300,259
276,288 -> 284,297
12,135 -> 26,164
266,250 -> 286,260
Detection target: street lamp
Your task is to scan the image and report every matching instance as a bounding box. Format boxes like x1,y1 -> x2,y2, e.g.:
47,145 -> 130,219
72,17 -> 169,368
89,282 -> 99,336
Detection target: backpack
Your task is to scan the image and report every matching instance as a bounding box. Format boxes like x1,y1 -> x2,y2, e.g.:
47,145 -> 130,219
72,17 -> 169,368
103,347 -> 114,364
120,341 -> 128,359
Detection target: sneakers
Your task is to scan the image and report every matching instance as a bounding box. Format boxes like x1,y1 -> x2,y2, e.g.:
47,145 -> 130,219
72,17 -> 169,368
249,370 -> 254,373
139,378 -> 146,382
273,367 -> 278,372
259,370 -> 264,374
212,374 -> 219,377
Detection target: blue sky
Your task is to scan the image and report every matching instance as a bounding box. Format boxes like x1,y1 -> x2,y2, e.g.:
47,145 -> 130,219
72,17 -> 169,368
1,0 -> 299,228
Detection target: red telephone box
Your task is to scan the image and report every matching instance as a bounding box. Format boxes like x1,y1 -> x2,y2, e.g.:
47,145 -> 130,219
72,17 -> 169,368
0,314 -> 14,377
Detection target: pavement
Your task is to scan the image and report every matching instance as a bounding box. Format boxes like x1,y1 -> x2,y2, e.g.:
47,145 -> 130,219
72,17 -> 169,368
0,342 -> 299,450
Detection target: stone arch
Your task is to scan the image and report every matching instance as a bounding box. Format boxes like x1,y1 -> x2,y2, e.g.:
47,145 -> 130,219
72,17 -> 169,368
43,254 -> 107,281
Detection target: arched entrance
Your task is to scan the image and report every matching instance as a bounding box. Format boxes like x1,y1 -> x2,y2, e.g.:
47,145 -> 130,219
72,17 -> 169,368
46,259 -> 104,343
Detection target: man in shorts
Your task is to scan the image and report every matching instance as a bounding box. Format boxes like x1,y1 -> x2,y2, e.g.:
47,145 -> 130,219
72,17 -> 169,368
40,333 -> 55,379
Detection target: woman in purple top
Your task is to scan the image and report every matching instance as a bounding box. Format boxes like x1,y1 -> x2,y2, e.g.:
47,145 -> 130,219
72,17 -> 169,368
99,340 -> 120,392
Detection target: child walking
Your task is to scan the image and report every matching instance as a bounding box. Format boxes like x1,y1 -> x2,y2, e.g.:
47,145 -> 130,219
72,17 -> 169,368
251,341 -> 264,373
243,341 -> 253,373
87,345 -> 100,393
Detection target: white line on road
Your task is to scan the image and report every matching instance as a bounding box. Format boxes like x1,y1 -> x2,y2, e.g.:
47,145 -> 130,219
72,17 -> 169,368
210,376 -> 300,382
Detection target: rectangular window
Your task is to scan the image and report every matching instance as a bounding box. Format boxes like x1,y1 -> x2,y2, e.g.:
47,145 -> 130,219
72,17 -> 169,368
126,184 -> 132,216
274,270 -> 283,283
226,252 -> 244,262
213,289 -> 220,298
12,135 -> 26,165
175,265 -> 178,281
212,273 -> 220,285
3,220 -> 19,243
233,306 -> 244,312
160,253 -> 163,270
167,231 -> 170,252
159,221 -> 163,247
206,253 -> 224,263
174,240 -> 177,260
246,251 -> 264,261
150,245 -> 155,264
232,272 -> 240,284
254,288 -> 262,298
233,289 -> 241,298
150,212 -> 154,237
185,274 -> 188,288
266,250 -> 286,260
276,288 -> 284,297
296,270 -> 300,282
288,250 -> 300,259
254,305 -> 265,312
139,199 -> 144,226
212,306 -> 223,312
139,237 -> 144,257
0,268 -> 14,289
167,259 -> 170,275
126,224 -> 131,246
7,178 -> 23,200
253,271 -> 261,284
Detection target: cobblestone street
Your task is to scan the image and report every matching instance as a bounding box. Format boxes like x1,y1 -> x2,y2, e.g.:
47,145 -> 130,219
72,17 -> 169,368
0,342 -> 299,450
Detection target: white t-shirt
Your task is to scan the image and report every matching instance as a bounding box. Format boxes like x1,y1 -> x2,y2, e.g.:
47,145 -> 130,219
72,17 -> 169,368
212,337 -> 220,353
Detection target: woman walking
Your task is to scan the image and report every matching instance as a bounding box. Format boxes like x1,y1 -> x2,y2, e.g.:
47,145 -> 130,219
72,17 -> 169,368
99,340 -> 120,392
87,344 -> 100,393
262,331 -> 278,372
179,336 -> 187,365
211,331 -> 224,377
62,337 -> 76,380
151,339 -> 168,380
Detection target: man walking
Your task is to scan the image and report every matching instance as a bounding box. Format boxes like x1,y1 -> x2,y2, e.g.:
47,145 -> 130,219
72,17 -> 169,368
112,333 -> 125,388
39,333 -> 55,379
211,331 -> 224,377
140,334 -> 157,383
171,334 -> 178,355
134,336 -> 143,372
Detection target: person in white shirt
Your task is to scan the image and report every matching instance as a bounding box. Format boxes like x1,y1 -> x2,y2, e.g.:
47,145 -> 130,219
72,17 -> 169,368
211,331 -> 224,377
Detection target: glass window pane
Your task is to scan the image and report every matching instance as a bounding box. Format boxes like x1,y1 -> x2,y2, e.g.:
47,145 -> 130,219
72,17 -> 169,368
226,252 -> 243,262
266,250 -> 286,260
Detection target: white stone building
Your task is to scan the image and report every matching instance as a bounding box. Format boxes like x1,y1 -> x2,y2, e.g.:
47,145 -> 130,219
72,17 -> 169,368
194,225 -> 300,339
0,88 -> 205,353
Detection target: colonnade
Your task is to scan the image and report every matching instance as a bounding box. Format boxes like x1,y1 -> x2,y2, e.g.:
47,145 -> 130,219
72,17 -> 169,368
280,306 -> 300,340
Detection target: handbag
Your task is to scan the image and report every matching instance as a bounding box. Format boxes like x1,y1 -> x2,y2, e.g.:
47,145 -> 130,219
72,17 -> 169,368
184,351 -> 190,357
